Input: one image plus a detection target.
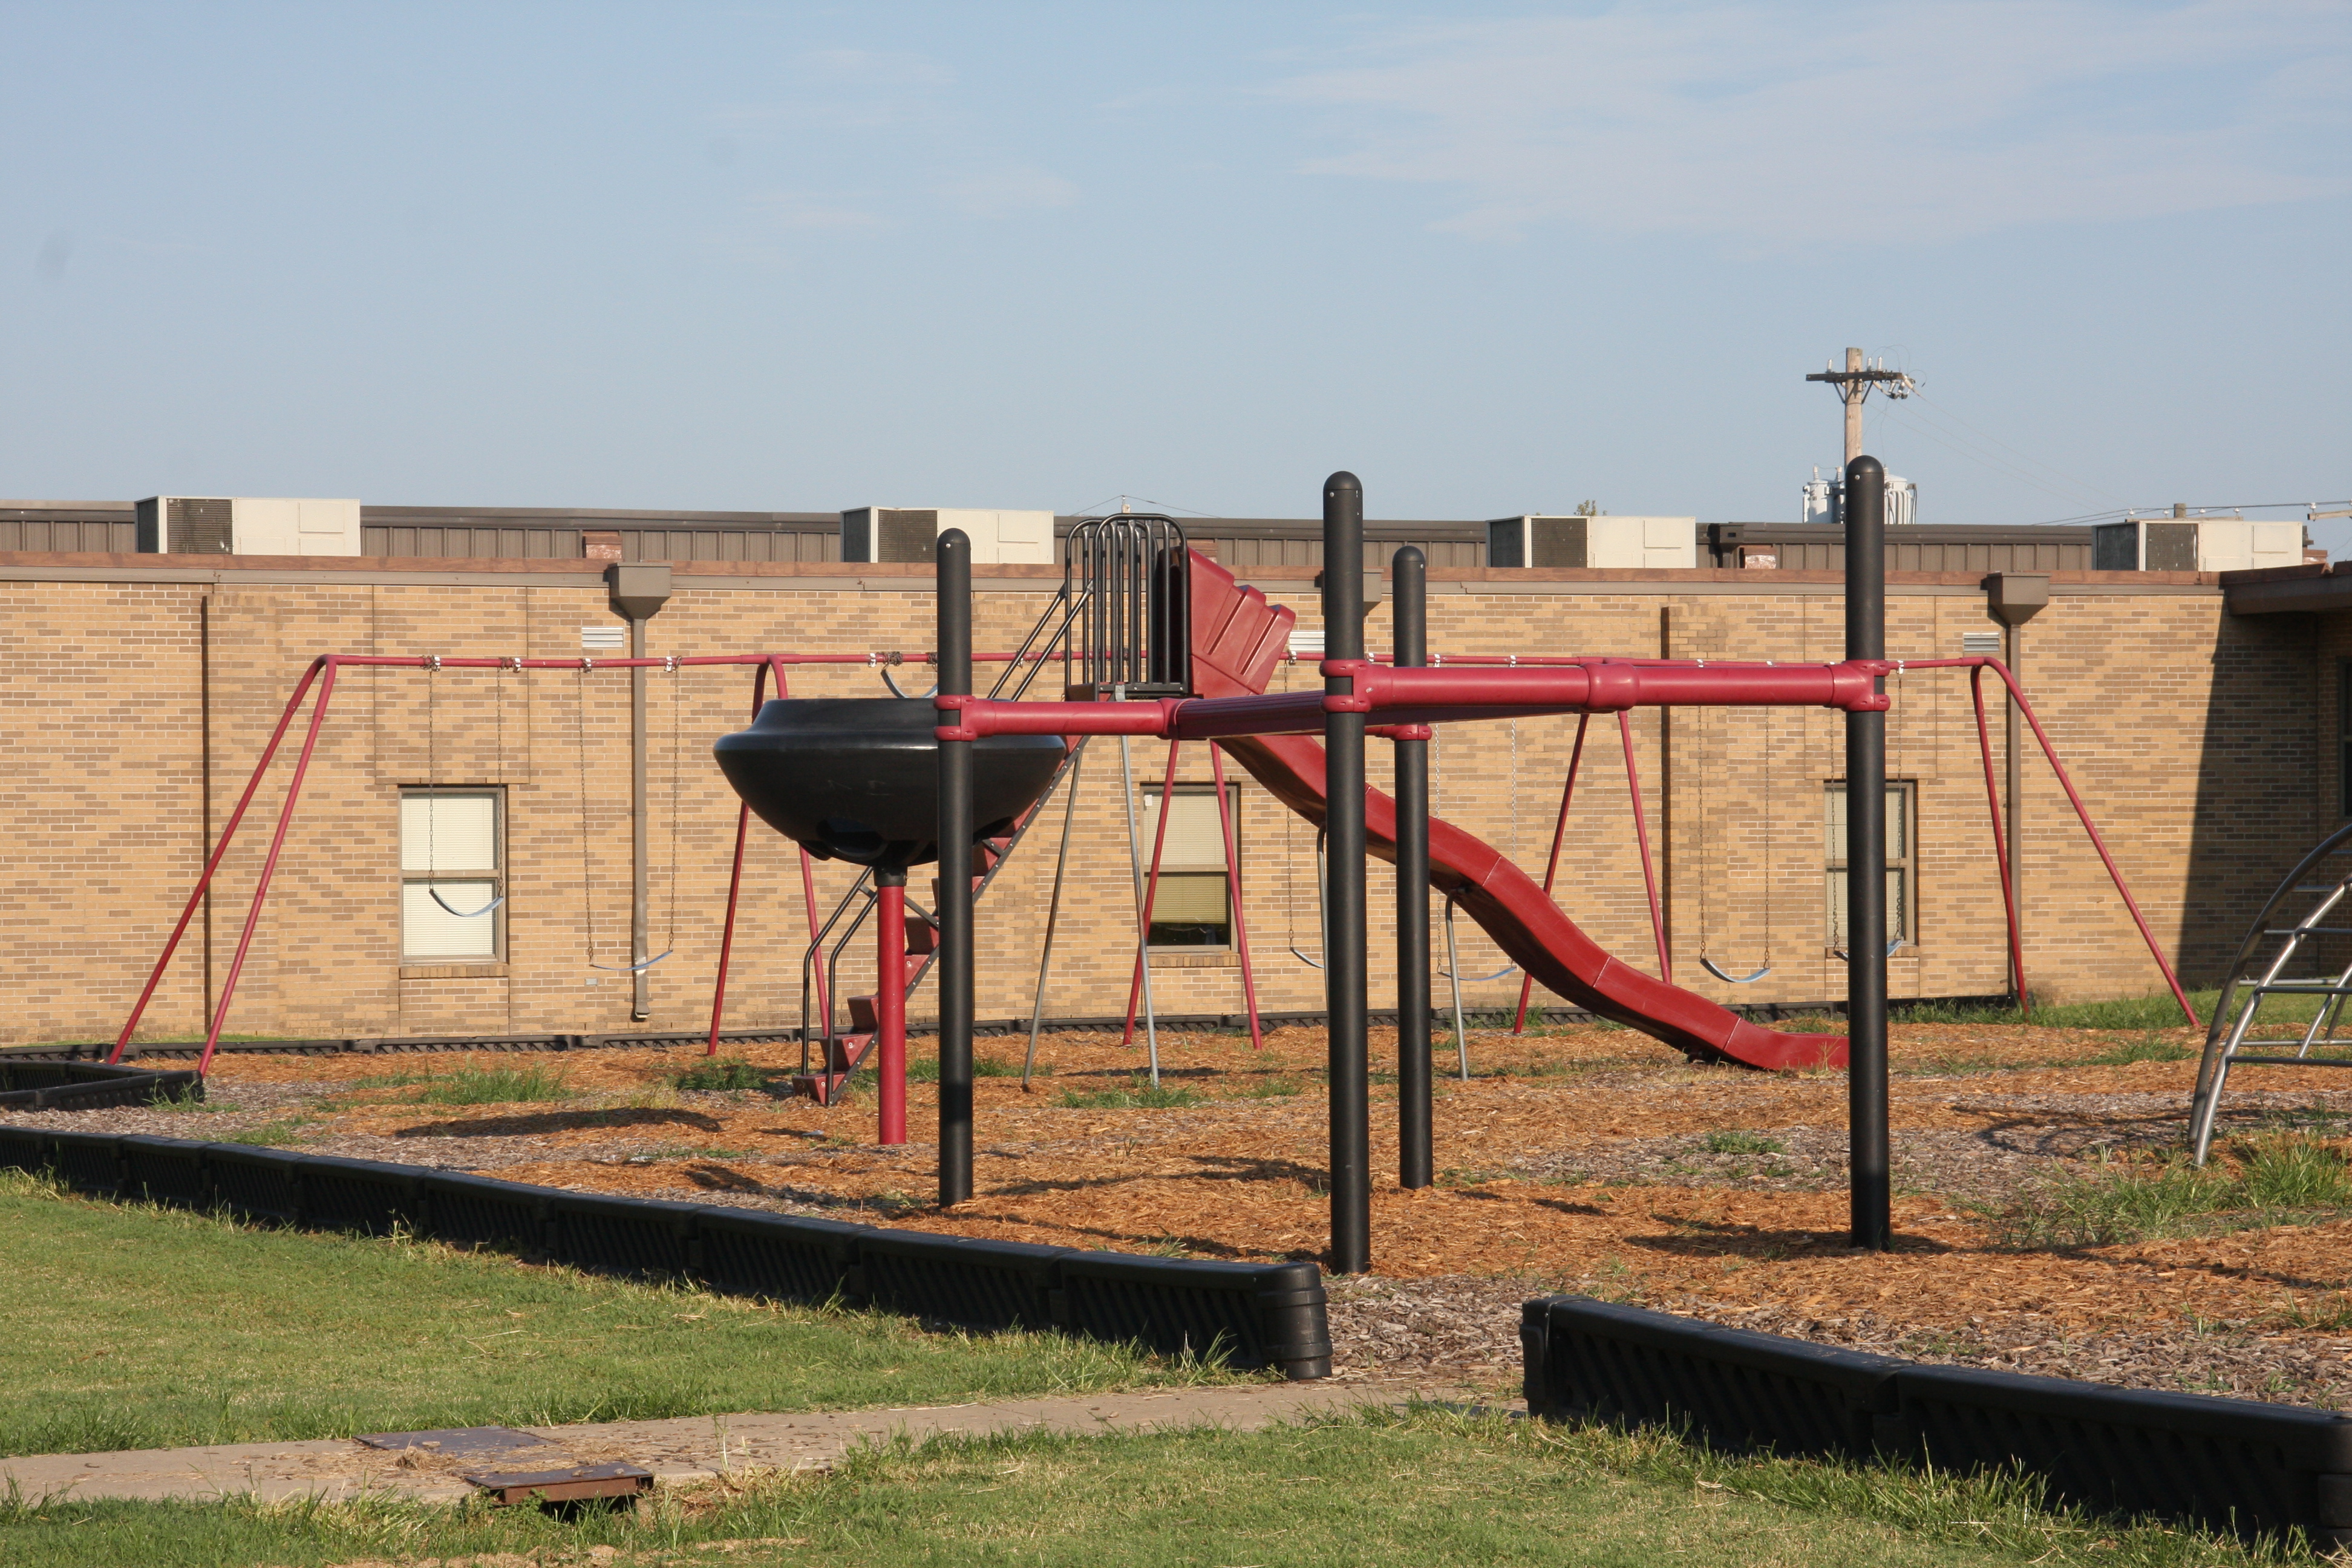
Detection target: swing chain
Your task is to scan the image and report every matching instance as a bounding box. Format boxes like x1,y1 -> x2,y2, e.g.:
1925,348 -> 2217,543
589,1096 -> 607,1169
577,663 -> 597,965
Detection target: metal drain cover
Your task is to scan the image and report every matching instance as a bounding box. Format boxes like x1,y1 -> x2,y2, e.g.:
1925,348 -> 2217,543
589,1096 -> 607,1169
463,1462 -> 654,1504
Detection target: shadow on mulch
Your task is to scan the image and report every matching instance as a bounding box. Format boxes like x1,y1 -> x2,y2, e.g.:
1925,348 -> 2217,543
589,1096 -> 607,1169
393,1107 -> 728,1138
984,1152 -> 1333,1200
1624,1216 -> 1958,1259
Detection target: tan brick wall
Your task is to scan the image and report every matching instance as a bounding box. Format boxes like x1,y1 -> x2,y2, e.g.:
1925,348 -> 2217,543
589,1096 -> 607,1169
0,557 -> 2322,1048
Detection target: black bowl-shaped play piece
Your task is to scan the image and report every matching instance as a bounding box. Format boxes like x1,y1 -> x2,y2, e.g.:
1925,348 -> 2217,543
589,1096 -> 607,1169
713,698 -> 1065,871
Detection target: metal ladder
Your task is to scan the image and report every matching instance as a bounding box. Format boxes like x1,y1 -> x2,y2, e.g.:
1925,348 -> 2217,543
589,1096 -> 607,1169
2189,821 -> 2352,1163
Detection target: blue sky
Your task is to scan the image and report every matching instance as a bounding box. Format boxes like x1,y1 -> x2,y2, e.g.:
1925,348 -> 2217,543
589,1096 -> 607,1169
3,2 -> 2346,543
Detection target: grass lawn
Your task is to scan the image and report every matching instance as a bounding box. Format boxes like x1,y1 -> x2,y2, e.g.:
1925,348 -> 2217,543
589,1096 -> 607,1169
1,1406 -> 2319,1568
0,1174 -> 1236,1458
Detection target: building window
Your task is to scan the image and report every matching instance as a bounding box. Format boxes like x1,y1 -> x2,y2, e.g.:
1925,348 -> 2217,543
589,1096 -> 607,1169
400,788 -> 504,961
2341,659 -> 2352,817
1824,781 -> 1915,950
1139,783 -> 1240,947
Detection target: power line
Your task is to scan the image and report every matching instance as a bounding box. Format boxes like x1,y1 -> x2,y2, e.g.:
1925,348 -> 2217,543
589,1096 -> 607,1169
1876,403 -> 2115,515
1906,389 -> 2130,510
1057,492 -> 1218,520
2030,499 -> 2347,526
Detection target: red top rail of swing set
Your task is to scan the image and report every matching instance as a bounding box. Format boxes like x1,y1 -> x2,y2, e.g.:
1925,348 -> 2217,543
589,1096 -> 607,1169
939,652 -> 2197,1034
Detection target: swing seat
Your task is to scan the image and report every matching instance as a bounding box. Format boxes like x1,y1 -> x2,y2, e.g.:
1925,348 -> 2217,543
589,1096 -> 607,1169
1831,940 -> 1909,961
1700,957 -> 1774,985
1437,898 -> 1517,982
589,949 -> 674,973
428,888 -> 506,920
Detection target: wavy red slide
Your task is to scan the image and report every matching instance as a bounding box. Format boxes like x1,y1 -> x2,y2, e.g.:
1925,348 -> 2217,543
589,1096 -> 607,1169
1186,551 -> 1844,1071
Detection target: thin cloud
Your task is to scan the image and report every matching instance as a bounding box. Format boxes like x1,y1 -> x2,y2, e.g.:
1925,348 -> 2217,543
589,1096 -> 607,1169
745,193 -> 888,232
939,166 -> 1081,218
1277,1 -> 2351,244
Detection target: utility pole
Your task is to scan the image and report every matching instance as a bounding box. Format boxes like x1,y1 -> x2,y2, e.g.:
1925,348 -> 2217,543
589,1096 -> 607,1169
1807,347 -> 1913,466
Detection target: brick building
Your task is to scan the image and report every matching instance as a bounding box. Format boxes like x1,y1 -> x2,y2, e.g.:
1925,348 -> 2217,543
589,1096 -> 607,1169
2,526 -> 2345,1052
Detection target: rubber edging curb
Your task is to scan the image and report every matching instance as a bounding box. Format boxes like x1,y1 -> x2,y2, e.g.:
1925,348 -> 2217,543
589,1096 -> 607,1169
0,1124 -> 1330,1380
1526,1292 -> 2352,1546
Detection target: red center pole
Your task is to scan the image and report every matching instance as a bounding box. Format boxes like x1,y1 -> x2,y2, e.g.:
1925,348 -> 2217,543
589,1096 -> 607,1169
875,874 -> 909,1146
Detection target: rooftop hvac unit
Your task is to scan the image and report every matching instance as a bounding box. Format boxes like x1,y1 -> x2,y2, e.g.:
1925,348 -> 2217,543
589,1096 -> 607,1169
840,508 -> 1055,565
2091,519 -> 2301,573
1487,515 -> 1696,570
134,497 -> 361,557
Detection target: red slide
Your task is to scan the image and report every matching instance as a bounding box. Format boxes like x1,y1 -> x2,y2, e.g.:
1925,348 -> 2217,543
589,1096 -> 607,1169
1187,552 -> 1844,1071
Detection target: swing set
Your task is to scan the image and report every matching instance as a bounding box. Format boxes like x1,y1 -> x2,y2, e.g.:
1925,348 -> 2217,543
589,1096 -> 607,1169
106,653 -> 862,1076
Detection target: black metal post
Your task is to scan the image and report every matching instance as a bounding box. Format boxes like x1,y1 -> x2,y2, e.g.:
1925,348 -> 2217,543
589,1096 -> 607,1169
936,529 -> 975,1208
1324,471 -> 1371,1272
1844,455 -> 1890,1250
1392,546 -> 1432,1190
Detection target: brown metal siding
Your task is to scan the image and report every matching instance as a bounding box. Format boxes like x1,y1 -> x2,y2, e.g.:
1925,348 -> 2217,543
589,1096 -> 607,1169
0,515 -> 137,552
1191,527 -> 1489,572
1713,525 -> 2093,574
623,528 -> 838,563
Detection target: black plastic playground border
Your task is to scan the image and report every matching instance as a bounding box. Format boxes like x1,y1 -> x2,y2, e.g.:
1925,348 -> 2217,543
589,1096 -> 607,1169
0,1059 -> 203,1111
1521,1293 -> 2352,1548
2,995 -> 2013,1064
0,1123 -> 1331,1380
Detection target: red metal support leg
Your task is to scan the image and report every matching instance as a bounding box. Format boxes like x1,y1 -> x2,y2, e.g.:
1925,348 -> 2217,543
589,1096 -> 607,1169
705,802 -> 753,1056
1122,740 -> 1183,1045
1991,661 -> 2198,1028
1210,742 -> 1264,1050
196,658 -> 343,1076
1969,667 -> 2030,1017
1515,712 -> 1590,1034
875,874 -> 909,1146
799,847 -> 826,1036
769,657 -> 831,1036
109,658 -> 332,1064
1619,710 -> 1672,985
707,659 -> 813,1054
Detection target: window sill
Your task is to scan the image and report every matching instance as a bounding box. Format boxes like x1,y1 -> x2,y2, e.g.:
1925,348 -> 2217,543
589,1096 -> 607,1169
1144,950 -> 1240,969
400,963 -> 510,980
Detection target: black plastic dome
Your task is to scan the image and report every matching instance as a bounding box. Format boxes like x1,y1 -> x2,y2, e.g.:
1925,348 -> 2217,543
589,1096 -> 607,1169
713,697 -> 1065,871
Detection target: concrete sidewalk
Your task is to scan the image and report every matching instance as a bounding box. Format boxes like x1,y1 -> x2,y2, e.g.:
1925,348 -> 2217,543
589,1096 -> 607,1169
1,1380 -> 1490,1506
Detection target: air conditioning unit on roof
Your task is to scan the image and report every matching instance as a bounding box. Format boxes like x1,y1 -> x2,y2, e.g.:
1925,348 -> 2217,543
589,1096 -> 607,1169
135,497 -> 361,557
2091,519 -> 2301,572
1487,515 -> 1696,570
840,508 -> 1055,565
